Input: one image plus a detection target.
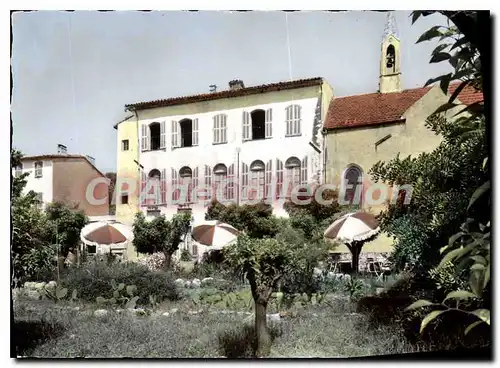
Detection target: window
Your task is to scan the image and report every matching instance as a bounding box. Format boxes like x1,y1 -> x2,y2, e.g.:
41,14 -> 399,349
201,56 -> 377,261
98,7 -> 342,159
34,161 -> 43,178
121,139 -> 129,151
15,164 -> 22,178
147,169 -> 161,205
213,114 -> 228,144
285,157 -> 301,197
121,194 -> 129,204
344,165 -> 363,207
251,110 -> 265,140
213,163 -> 228,201
386,44 -> 396,72
179,166 -> 193,203
249,160 -> 265,200
285,105 -> 302,136
149,122 -> 161,150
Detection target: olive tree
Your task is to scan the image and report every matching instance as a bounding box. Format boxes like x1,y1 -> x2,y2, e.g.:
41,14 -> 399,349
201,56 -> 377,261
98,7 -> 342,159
224,233 -> 311,357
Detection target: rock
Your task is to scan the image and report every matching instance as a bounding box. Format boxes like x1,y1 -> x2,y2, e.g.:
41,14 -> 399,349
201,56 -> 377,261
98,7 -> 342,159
23,289 -> 41,300
174,278 -> 185,287
169,308 -> 179,314
94,309 -> 108,317
343,274 -> 351,282
34,282 -> 47,290
313,267 -> 323,277
134,308 -> 147,316
162,312 -> 170,317
376,288 -> 385,295
201,277 -> 214,286
184,280 -> 192,288
46,281 -> 57,290
69,334 -> 76,339
73,306 -> 80,311
191,279 -> 201,288
23,282 -> 37,289
188,310 -> 200,315
266,313 -> 281,322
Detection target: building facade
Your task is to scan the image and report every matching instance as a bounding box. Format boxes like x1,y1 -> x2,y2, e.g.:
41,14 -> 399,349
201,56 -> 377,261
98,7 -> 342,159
13,153 -> 110,216
115,77 -> 334,225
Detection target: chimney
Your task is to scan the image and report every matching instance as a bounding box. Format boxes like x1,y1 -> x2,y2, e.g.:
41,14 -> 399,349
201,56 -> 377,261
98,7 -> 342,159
86,155 -> 95,165
57,144 -> 67,154
229,79 -> 245,91
209,84 -> 217,93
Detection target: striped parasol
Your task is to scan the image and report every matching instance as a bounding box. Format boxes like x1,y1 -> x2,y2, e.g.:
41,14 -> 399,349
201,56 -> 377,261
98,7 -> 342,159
191,220 -> 240,249
324,211 -> 380,243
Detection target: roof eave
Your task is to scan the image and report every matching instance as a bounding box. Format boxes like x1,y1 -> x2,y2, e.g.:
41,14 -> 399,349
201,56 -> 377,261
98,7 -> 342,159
324,118 -> 406,131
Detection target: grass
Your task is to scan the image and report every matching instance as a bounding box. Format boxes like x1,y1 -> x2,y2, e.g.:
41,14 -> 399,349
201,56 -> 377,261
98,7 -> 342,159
13,293 -> 419,358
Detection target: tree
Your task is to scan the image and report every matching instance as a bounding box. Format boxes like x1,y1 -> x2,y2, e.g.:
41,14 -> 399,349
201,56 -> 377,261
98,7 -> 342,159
132,211 -> 192,268
224,234 -> 308,357
105,172 -> 117,215
205,200 -> 280,239
45,202 -> 88,258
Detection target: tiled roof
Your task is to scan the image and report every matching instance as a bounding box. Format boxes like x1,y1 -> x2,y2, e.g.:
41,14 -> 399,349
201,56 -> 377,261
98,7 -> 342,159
324,82 -> 484,130
124,77 -> 324,111
21,154 -> 107,178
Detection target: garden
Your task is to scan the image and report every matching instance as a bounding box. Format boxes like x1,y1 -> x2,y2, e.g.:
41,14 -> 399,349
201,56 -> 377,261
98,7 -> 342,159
11,11 -> 491,359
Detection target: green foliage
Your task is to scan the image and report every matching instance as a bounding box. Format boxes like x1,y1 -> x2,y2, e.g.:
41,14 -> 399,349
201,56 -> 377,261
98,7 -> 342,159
59,260 -> 179,305
180,249 -> 192,262
132,211 -> 192,267
95,279 -> 140,309
205,200 -> 280,239
43,283 -> 70,303
429,261 -> 467,294
344,278 -> 365,300
217,323 -> 282,358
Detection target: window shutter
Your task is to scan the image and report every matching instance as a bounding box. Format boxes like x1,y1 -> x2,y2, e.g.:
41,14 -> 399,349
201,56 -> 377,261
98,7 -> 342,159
192,167 -> 199,203
242,111 -> 250,141
265,160 -> 272,200
301,156 -> 308,184
171,121 -> 179,148
141,125 -> 147,151
227,163 -> 235,201
276,159 -> 284,199
221,115 -> 227,143
140,171 -> 147,206
241,163 -> 249,200
213,115 -> 218,144
265,108 -> 273,138
296,105 -> 302,135
160,121 -> 166,149
285,106 -> 292,136
192,118 -> 199,146
204,165 -> 212,204
161,168 -> 167,204
171,168 -> 179,201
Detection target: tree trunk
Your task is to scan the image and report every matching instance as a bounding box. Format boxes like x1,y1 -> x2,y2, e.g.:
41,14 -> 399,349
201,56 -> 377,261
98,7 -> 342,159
255,299 -> 271,358
349,242 -> 362,274
163,251 -> 172,269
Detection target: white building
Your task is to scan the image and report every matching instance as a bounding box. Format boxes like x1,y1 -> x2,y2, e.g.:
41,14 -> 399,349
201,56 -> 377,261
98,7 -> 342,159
119,78 -> 334,225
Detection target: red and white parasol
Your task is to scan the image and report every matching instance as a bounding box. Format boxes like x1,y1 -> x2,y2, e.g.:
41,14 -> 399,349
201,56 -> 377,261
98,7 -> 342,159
191,220 -> 240,250
324,211 -> 380,243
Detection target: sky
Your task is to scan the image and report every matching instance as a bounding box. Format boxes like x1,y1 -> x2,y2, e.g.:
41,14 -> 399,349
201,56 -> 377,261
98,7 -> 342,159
11,10 -> 452,173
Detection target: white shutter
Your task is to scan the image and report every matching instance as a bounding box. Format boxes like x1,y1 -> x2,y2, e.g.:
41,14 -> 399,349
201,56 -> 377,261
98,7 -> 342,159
213,115 -> 218,144
221,115 -> 227,143
295,105 -> 302,135
192,118 -> 199,146
265,108 -> 273,138
227,163 -> 235,200
171,121 -> 179,148
204,165 -> 212,203
242,111 -> 250,141
301,156 -> 308,184
141,125 -> 147,151
265,160 -> 272,199
285,106 -> 291,136
276,159 -> 284,198
241,163 -> 249,200
160,121 -> 166,149
171,168 -> 179,201
161,168 -> 167,204
140,171 -> 147,206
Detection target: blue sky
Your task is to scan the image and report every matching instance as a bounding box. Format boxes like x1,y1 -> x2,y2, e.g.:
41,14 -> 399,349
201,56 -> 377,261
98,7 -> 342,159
11,10 -> 451,173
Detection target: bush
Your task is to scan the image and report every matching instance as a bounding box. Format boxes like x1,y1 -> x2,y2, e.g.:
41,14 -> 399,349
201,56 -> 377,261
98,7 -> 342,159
217,323 -> 283,358
180,249 -> 192,262
59,260 -> 180,306
13,318 -> 66,356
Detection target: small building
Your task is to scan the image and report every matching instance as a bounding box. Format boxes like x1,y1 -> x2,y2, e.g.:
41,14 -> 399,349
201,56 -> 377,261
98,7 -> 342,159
13,150 -> 110,216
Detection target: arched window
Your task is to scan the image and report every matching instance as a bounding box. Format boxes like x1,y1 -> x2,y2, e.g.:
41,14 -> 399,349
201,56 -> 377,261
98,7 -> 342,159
146,169 -> 161,205
386,44 -> 396,72
343,165 -> 363,207
249,160 -> 265,200
179,166 -> 193,203
285,157 -> 301,197
285,105 -> 302,137
213,114 -> 228,144
179,119 -> 193,147
15,163 -> 23,178
149,122 -> 161,150
213,163 -> 228,201
250,110 -> 266,140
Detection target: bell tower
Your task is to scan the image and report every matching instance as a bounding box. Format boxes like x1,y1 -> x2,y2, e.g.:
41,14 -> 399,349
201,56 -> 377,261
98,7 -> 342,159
379,12 -> 401,93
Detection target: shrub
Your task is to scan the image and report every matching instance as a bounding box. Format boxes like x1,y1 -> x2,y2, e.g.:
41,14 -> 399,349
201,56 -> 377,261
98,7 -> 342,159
13,318 -> 66,356
180,249 -> 192,262
217,323 -> 283,358
59,260 -> 179,306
